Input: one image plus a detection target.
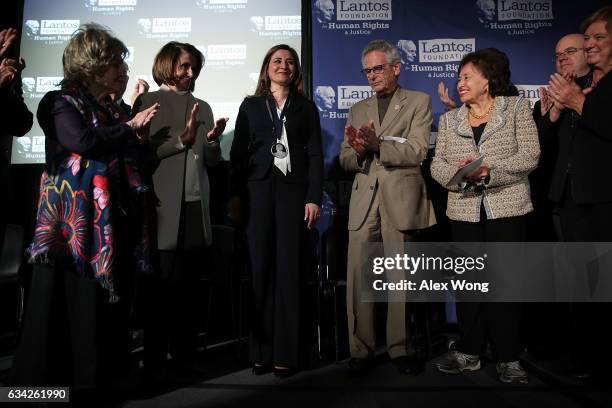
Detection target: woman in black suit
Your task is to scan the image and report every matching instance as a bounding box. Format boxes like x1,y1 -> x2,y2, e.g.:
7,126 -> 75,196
230,44 -> 323,377
546,6 -> 612,377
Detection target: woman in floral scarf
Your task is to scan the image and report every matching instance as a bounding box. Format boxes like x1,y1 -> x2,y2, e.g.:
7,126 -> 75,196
10,24 -> 159,396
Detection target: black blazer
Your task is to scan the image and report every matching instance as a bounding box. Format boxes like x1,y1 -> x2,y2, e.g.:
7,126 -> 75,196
542,71 -> 612,204
230,93 -> 323,205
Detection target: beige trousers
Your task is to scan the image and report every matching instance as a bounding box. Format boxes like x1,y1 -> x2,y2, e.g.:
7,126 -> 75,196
346,185 -> 417,359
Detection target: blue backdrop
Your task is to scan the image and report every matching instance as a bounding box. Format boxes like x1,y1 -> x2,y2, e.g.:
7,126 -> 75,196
312,0 -> 606,174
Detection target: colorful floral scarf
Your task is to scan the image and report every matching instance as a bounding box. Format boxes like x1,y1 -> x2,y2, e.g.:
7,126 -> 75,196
27,89 -> 152,303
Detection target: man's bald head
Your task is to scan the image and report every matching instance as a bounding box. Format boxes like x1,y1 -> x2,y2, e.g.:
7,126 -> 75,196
555,33 -> 589,76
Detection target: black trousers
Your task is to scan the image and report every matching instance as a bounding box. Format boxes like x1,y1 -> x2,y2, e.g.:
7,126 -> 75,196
557,183 -> 612,242
10,264 -> 131,389
246,167 -> 307,368
450,210 -> 525,362
143,201 -> 205,374
555,184 -> 612,370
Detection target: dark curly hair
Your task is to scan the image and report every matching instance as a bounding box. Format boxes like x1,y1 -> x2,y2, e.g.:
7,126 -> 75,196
458,48 -> 511,97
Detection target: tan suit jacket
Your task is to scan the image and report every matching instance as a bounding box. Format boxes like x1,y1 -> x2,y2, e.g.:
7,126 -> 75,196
339,87 -> 436,231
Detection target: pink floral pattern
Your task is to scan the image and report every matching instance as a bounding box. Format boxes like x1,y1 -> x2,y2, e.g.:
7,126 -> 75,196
93,175 -> 110,210
28,88 -> 152,302
61,153 -> 83,176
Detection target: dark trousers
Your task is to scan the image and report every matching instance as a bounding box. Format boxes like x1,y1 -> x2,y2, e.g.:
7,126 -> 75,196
450,210 -> 525,362
246,167 -> 307,368
557,185 -> 612,242
143,201 -> 205,374
10,264 -> 131,389
555,185 -> 612,370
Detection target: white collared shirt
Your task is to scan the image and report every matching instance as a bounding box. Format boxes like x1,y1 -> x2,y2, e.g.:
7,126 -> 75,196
273,104 -> 291,175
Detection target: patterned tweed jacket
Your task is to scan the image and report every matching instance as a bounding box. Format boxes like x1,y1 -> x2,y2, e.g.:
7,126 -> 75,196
430,96 -> 540,222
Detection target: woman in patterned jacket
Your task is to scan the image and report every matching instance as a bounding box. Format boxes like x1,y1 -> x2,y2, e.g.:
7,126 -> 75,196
10,24 -> 158,397
430,48 -> 540,384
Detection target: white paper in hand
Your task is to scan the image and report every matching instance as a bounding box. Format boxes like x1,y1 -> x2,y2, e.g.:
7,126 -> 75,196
446,156 -> 485,187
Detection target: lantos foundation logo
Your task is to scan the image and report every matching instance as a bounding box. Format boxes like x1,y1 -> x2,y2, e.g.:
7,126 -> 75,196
337,85 -> 375,110
477,0 -> 554,35
498,0 -> 553,21
202,44 -> 247,67
337,0 -> 392,21
418,38 -> 475,63
40,20 -> 80,35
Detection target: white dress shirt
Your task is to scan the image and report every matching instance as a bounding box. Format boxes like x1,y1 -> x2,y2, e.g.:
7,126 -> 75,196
273,104 -> 291,175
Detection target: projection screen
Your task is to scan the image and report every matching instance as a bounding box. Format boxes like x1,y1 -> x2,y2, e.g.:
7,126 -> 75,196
12,0 -> 302,163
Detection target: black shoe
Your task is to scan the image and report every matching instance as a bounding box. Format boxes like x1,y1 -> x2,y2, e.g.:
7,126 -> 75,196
392,356 -> 423,375
274,367 -> 298,378
348,357 -> 372,377
252,364 -> 273,375
566,357 -> 593,380
566,367 -> 592,380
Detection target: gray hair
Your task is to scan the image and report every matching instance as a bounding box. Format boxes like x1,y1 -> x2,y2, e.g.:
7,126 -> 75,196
62,23 -> 128,89
361,39 -> 401,67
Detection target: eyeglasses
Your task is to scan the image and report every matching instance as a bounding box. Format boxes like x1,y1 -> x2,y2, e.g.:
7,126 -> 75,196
553,47 -> 584,61
360,63 -> 388,76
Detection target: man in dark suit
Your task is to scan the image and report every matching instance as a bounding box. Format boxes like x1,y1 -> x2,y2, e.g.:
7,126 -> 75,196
531,33 -> 591,242
536,33 -> 592,242
526,33 -> 592,375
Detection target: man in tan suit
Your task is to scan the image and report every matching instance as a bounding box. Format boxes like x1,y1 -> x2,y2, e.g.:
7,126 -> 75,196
340,39 -> 436,376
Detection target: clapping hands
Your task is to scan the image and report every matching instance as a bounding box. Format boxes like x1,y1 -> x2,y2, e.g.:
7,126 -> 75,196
0,57 -> 25,88
207,117 -> 229,141
180,102 -> 200,146
0,28 -> 21,89
547,72 -> 590,115
345,120 -> 378,157
127,102 -> 159,140
179,103 -> 228,146
0,28 -> 17,60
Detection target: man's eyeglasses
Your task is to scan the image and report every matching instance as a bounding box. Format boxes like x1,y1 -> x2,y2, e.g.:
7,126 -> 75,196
361,63 -> 388,76
553,47 -> 583,61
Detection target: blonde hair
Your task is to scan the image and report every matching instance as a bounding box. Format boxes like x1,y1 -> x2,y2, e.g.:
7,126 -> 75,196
61,23 -> 128,89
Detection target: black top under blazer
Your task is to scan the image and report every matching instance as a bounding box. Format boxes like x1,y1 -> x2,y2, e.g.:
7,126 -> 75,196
230,93 -> 323,205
